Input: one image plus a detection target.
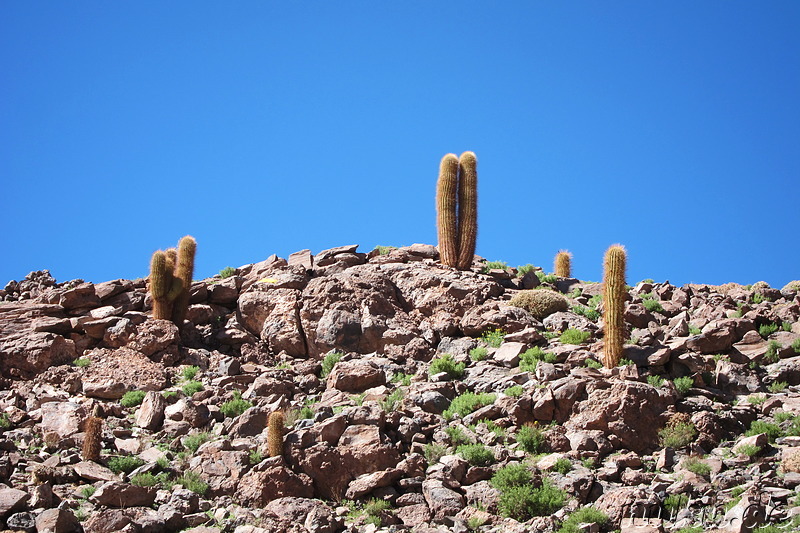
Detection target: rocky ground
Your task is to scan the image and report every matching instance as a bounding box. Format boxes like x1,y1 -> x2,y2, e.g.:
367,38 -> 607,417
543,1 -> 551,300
1,244 -> 800,533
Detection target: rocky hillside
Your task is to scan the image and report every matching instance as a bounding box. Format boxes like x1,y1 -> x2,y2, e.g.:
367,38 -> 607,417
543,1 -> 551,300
1,244 -> 799,533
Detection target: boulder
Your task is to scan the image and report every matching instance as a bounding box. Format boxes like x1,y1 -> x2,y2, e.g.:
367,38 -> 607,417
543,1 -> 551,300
327,360 -> 386,392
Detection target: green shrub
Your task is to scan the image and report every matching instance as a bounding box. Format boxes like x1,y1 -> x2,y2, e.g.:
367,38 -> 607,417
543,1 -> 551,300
0,414 -> 10,430
584,358 -> 602,369
220,391 -> 253,418
457,444 -> 495,466
759,323 -> 779,338
782,321 -> 793,332
659,421 -> 697,448
551,457 -> 572,474
504,385 -> 523,398
321,351 -> 342,378
764,341 -> 782,364
675,527 -> 704,533
517,264 -> 536,277
373,245 -> 397,255
688,325 -> 701,335
536,271 -> 558,284
587,294 -> 603,309
379,389 -> 404,412
362,498 -> 391,526
445,426 -> 472,446
120,390 -> 146,408
557,506 -> 609,533
73,357 -> 90,367
182,380 -> 203,396
480,328 -> 506,348
497,479 -> 565,521
736,444 -> 761,458
768,381 -> 788,393
793,338 -> 800,353
752,293 -> 765,304
516,424 -> 546,454
391,372 -> 412,386
673,376 -> 693,396
79,485 -> 96,499
130,472 -> 169,488
560,329 -> 591,345
481,260 -> 509,274
219,267 -> 236,279
181,365 -> 200,381
491,463 -> 532,491
444,392 -> 496,419
748,394 -> 767,405
162,390 -> 178,400
664,493 -> 689,513
571,304 -> 600,321
469,347 -> 488,361
683,457 -> 711,477
647,375 -> 665,387
176,471 -> 208,495
774,411 -> 794,423
746,420 -> 782,442
429,354 -> 466,380
519,347 -> 556,372
509,290 -> 568,319
642,298 -> 664,313
183,432 -> 212,453
619,357 -> 634,366
581,457 -> 596,469
107,456 -> 145,474
424,443 -> 447,464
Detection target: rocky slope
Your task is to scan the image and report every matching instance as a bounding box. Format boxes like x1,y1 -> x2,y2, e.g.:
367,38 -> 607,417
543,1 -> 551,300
1,244 -> 799,533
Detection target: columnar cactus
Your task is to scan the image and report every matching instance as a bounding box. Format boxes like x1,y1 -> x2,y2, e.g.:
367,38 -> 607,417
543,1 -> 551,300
436,154 -> 460,267
149,235 -> 197,324
457,151 -> 478,270
602,244 -> 627,368
267,411 -> 285,458
171,236 -> 197,324
82,411 -> 103,462
554,250 -> 572,278
436,151 -> 478,269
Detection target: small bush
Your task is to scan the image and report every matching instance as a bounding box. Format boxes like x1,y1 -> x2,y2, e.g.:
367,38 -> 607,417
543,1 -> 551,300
429,354 -> 466,380
642,298 -> 664,313
581,457 -> 596,469
647,375 -> 665,387
424,443 -> 447,464
752,293 -> 765,304
182,380 -> 203,396
519,347 -> 556,372
571,304 -> 600,321
516,264 -> 536,277
536,271 -> 558,284
746,420 -> 782,442
557,506 -> 609,533
176,471 -> 208,495
516,424 -> 546,454
183,432 -> 212,453
457,444 -> 495,466
248,449 -> 263,464
491,463 -> 532,491
748,394 -> 767,405
73,357 -> 90,367
469,346 -> 488,361
759,323 -> 779,338
688,325 -> 701,335
509,290 -> 568,319
768,381 -> 788,393
0,414 -> 10,430
664,493 -> 689,513
782,321 -> 793,332
560,329 -> 591,345
504,385 -> 523,398
673,376 -> 693,396
584,358 -> 602,369
181,366 -> 200,381
793,338 -> 800,354
736,444 -> 761,458
479,328 -> 506,348
445,425 -> 472,446
551,457 -> 572,474
379,389 -> 404,412
391,372 -> 412,386
79,485 -> 96,499
162,390 -> 178,400
764,341 -> 782,364
107,456 -> 145,474
497,479 -> 565,521
131,472 -> 169,488
587,294 -> 603,309
659,421 -> 697,448
220,391 -> 253,418
219,267 -> 236,278
683,457 -> 711,477
374,245 -> 396,255
320,351 -> 342,378
774,411 -> 794,423
444,392 -> 496,419
481,260 -> 509,274
120,390 -> 146,408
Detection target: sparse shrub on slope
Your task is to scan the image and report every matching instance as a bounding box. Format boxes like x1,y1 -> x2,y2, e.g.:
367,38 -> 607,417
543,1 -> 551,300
509,290 -> 568,319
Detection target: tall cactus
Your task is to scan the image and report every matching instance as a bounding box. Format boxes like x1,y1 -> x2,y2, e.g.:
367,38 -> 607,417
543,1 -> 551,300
456,151 -> 478,270
267,410 -> 285,458
554,250 -> 572,278
436,154 -> 459,267
602,244 -> 627,368
171,236 -> 196,324
150,250 -> 176,320
436,151 -> 478,270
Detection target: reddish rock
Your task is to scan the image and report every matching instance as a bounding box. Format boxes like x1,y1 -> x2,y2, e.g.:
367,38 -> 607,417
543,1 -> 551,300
237,461 -> 314,506
35,508 -> 82,533
327,360 -> 386,392
128,319 -> 179,356
136,391 -> 166,430
90,481 -> 157,507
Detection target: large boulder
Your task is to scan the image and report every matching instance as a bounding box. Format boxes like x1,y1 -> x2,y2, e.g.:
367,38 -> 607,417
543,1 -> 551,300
237,288 -> 306,356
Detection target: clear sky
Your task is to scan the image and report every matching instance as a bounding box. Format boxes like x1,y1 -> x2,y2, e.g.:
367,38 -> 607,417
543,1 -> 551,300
2,2 -> 798,288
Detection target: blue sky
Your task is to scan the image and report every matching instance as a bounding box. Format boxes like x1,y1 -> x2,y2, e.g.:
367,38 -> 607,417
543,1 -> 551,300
2,2 -> 798,288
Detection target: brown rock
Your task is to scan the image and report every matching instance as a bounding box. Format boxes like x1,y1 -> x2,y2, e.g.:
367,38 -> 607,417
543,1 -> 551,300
237,461 -> 314,506
344,468 -> 402,499
73,461 -> 119,482
59,282 -> 100,310
237,289 -> 306,356
90,481 -> 156,507
0,487 -> 28,518
422,478 -> 465,521
0,304 -> 77,377
40,401 -> 88,438
35,508 -> 82,533
128,319 -> 179,356
136,391 -> 166,431
327,360 -> 386,392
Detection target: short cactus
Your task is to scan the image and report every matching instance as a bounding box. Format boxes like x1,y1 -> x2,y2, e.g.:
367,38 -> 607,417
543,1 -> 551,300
554,250 -> 572,278
602,244 -> 627,368
508,289 -> 568,319
436,151 -> 478,269
82,413 -> 103,463
267,411 -> 285,458
149,236 -> 197,324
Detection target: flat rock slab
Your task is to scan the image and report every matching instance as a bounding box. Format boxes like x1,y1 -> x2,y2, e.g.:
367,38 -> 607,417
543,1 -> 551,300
73,461 -> 120,482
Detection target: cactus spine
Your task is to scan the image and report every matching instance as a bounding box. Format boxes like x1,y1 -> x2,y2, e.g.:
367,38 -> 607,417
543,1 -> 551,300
436,151 -> 478,269
436,154 -> 460,267
267,411 -> 285,458
456,151 -> 478,270
149,236 -> 197,324
602,244 -> 627,368
171,236 -> 197,324
554,250 -> 572,278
